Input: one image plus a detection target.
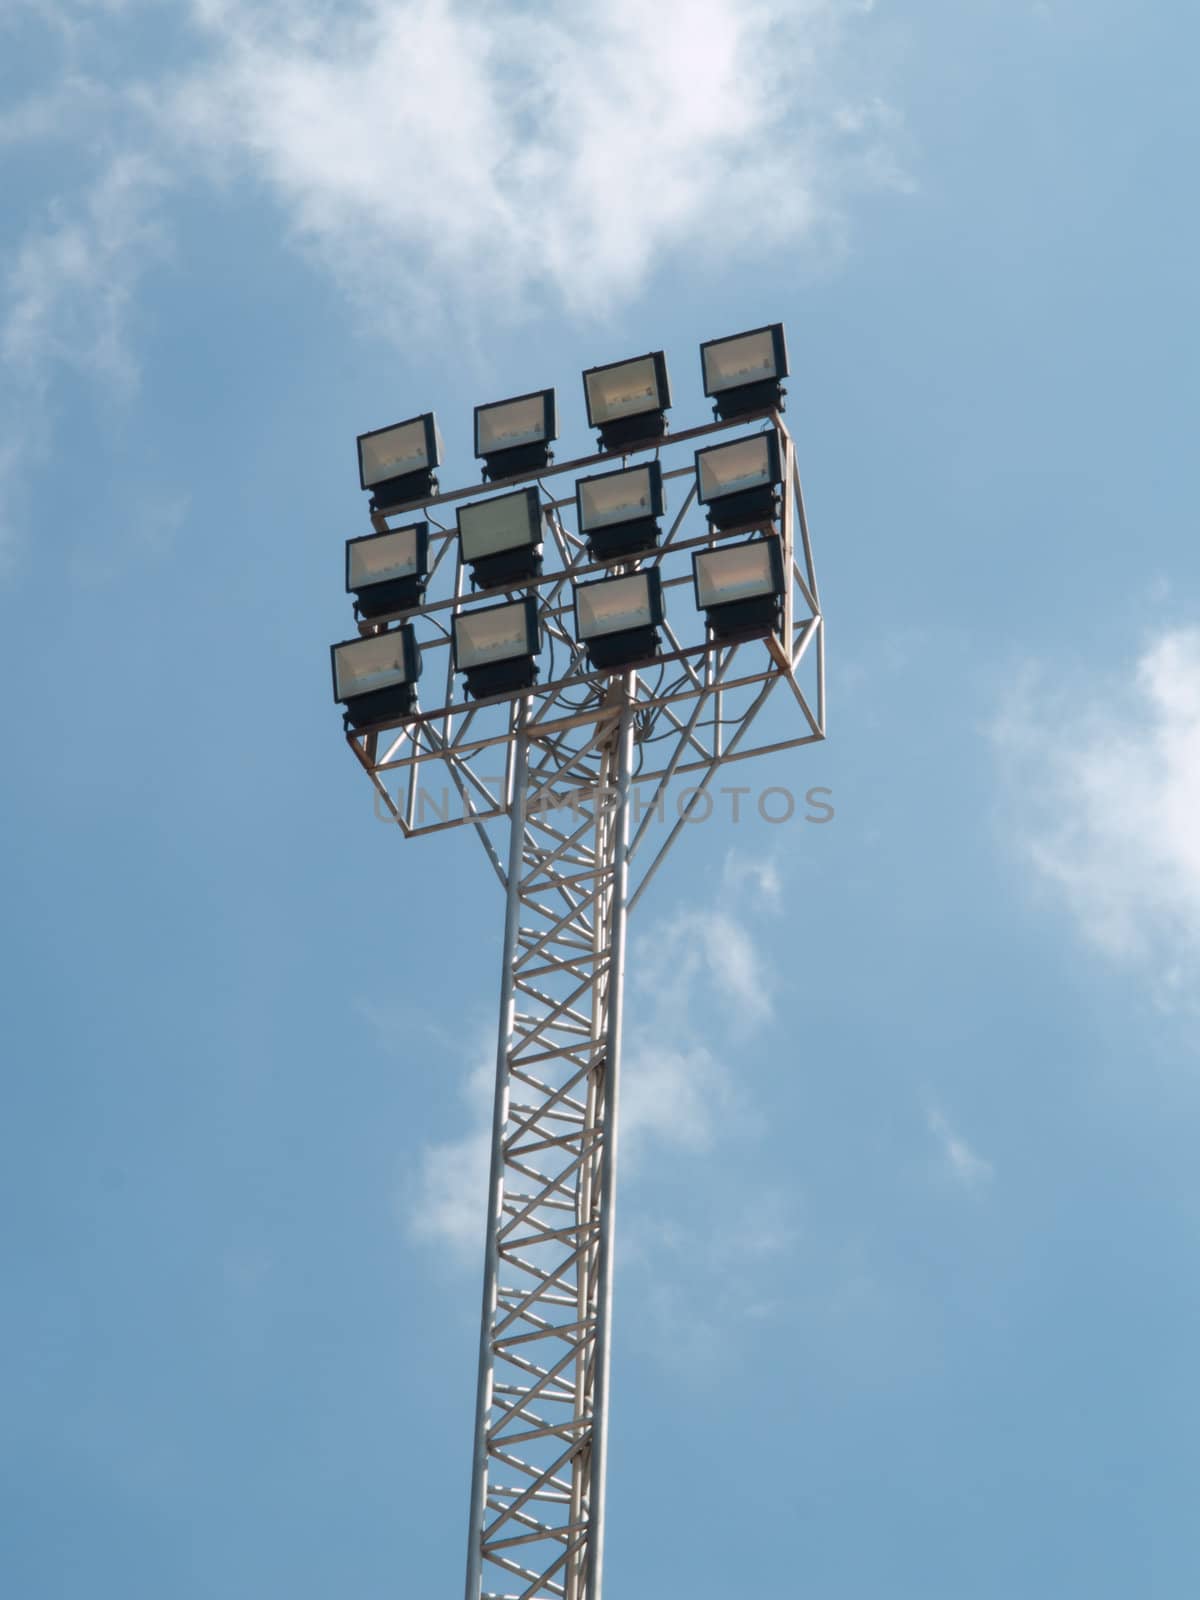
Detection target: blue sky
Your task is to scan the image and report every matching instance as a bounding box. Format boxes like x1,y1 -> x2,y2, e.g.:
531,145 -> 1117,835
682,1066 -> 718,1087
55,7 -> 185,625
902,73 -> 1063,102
2,1 -> 1198,1596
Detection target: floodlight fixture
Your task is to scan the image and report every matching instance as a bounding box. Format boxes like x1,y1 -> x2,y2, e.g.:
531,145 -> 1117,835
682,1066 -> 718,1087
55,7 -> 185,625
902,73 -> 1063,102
693,534 -> 785,642
452,595 -> 541,699
346,522 -> 430,619
694,431 -> 782,530
573,568 -> 664,670
457,487 -> 544,590
700,323 -> 789,420
575,461 -> 665,562
582,351 -> 671,453
475,388 -> 558,481
357,413 -> 443,511
331,624 -> 421,729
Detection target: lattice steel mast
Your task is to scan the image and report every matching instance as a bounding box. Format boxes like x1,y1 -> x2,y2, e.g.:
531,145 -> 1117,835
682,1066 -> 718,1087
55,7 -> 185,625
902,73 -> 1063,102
464,698 -> 634,1600
336,391 -> 823,1600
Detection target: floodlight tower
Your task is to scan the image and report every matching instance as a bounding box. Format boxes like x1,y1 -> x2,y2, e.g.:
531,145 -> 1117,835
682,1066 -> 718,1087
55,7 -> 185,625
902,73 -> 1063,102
331,326 -> 824,1600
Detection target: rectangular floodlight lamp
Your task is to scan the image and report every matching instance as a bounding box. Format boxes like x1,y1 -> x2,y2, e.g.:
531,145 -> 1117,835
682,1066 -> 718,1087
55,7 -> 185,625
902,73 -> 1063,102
457,487 -> 544,590
574,568 -> 664,671
582,351 -> 671,453
694,431 -> 782,530
331,624 -> 420,729
700,323 -> 789,420
452,595 -> 541,699
575,461 -> 665,561
345,522 -> 430,620
474,389 -> 558,481
357,413 -> 443,510
693,534 -> 785,642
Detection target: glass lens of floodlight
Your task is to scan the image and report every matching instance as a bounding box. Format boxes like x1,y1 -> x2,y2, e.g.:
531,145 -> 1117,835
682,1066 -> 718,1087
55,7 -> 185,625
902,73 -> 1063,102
458,492 -> 540,561
585,358 -> 662,425
477,395 -> 548,453
333,633 -> 414,700
579,466 -> 655,532
695,542 -> 779,608
359,419 -> 430,487
577,574 -> 654,639
703,329 -> 780,394
698,436 -> 773,502
455,602 -> 535,670
348,526 -> 420,588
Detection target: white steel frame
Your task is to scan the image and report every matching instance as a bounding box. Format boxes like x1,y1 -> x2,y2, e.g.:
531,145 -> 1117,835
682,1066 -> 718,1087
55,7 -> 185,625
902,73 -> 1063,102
339,410 -> 823,1600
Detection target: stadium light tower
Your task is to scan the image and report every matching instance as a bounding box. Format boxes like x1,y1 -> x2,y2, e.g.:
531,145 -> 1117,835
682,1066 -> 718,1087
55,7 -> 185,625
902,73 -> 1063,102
332,326 -> 824,1600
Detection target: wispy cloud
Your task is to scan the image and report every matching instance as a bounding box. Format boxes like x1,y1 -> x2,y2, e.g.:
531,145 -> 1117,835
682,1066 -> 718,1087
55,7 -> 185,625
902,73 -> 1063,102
0,0 -> 903,565
401,1036 -> 494,1262
620,1188 -> 801,1369
3,151 -> 168,393
162,0 -> 902,335
0,149 -> 170,564
927,1106 -> 994,1188
992,628 -> 1200,1003
721,849 -> 783,907
405,850 -> 781,1257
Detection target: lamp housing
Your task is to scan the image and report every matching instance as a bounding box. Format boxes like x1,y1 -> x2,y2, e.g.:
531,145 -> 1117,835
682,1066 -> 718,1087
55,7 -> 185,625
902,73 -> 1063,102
331,624 -> 421,729
457,487 -> 544,589
575,461 -> 665,561
582,351 -> 671,453
357,413 -> 442,511
695,431 -> 782,530
693,534 -> 786,643
573,568 -> 664,671
700,324 -> 789,420
452,595 -> 541,700
475,388 -> 558,481
345,522 -> 430,619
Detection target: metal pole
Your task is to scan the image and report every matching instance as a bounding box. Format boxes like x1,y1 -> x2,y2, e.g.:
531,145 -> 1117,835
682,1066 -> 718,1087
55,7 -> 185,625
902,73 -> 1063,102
463,720 -> 529,1600
584,679 -> 636,1600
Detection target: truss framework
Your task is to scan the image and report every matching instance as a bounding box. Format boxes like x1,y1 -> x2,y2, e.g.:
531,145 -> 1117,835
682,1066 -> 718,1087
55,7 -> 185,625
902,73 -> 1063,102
464,702 -> 633,1600
337,412 -> 823,1600
347,412 -> 823,913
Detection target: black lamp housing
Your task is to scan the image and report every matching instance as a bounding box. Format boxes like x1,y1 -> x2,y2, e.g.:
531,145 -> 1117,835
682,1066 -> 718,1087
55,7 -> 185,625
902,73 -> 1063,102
575,461 -> 665,562
345,522 -> 430,620
573,568 -> 665,671
700,323 -> 789,420
582,351 -> 672,453
457,487 -> 544,590
694,431 -> 782,531
692,534 -> 786,643
474,389 -> 558,481
452,595 -> 541,700
357,413 -> 443,512
331,624 -> 421,730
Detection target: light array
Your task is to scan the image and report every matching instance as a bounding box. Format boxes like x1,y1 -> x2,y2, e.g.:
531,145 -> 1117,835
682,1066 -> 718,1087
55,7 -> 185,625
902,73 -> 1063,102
332,324 -> 792,730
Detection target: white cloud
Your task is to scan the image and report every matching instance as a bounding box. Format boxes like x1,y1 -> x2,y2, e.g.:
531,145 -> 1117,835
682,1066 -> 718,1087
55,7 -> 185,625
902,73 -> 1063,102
0,0 -> 901,564
619,1189 -> 800,1368
0,150 -> 169,561
401,1031 -> 494,1261
3,151 -> 168,392
0,441 -> 26,579
992,628 -> 1200,1001
620,1037 -> 737,1154
407,1125 -> 491,1261
161,0 -> 901,334
620,855 -> 780,1154
721,850 -> 783,907
405,851 -> 780,1255
927,1106 -> 993,1188
634,904 -> 773,1029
